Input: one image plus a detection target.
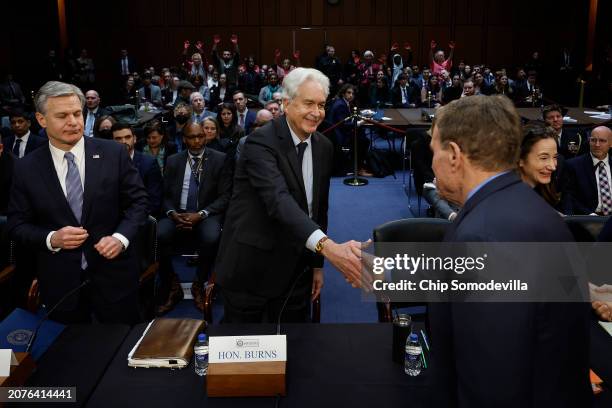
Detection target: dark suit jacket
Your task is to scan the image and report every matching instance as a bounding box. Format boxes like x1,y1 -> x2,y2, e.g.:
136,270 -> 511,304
118,57 -> 137,76
0,151 -> 14,214
238,109 -> 257,135
2,133 -> 47,157
557,127 -> 588,159
6,137 -> 148,311
215,116 -> 334,298
162,148 -> 232,217
390,84 -> 418,108
561,153 -> 612,215
208,85 -> 234,112
428,171 -> 591,408
330,98 -> 352,146
132,150 -> 163,216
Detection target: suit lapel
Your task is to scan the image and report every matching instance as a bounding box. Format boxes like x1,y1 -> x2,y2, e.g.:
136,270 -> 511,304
277,118 -> 307,208
82,138 -> 103,225
583,155 -> 597,198
198,149 -> 211,199
38,145 -> 78,225
311,133 -> 323,220
174,151 -> 189,207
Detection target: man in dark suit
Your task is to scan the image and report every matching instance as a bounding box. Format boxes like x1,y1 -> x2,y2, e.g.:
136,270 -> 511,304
83,90 -> 107,137
7,81 -> 149,324
216,68 -> 370,323
232,91 -> 256,134
543,104 -> 588,159
0,141 -> 14,214
118,49 -> 137,79
561,126 -> 612,215
111,123 -> 163,217
156,121 -> 232,314
138,72 -> 162,107
2,109 -> 46,158
428,95 -> 591,407
390,74 -> 418,108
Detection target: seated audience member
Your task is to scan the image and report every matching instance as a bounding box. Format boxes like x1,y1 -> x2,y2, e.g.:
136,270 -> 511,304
207,69 -> 219,89
273,49 -> 300,81
442,74 -> 462,104
232,91 -> 256,134
138,72 -> 162,107
141,119 -> 177,175
92,115 -> 116,139
174,80 -> 195,107
83,90 -> 107,137
438,69 -> 452,89
208,73 -> 233,112
472,72 -> 490,95
211,34 -> 241,87
492,72 -> 514,99
518,125 -> 561,210
111,123 -> 162,216
264,100 -> 281,119
3,110 -> 46,158
119,75 -> 137,105
543,104 -> 588,159
0,74 -> 26,109
461,79 -> 476,97
190,92 -> 216,123
162,75 -> 179,106
238,56 -> 262,98
429,40 -> 455,75
156,121 -> 231,314
201,116 -> 228,153
235,109 -> 273,161
412,129 -> 458,220
218,102 -> 245,142
421,75 -> 442,107
166,102 -> 193,152
561,126 -> 612,215
0,140 -> 14,214
515,71 -> 542,106
191,74 -> 210,102
390,74 -> 417,108
369,76 -> 391,108
258,73 -> 283,106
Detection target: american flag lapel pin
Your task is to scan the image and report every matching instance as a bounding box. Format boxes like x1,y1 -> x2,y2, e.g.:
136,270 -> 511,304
93,154 -> 100,159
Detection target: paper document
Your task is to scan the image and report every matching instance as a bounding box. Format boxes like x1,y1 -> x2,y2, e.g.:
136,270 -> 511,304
598,321 -> 612,337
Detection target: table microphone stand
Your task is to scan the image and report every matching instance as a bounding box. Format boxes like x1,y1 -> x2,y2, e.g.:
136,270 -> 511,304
343,106 -> 368,187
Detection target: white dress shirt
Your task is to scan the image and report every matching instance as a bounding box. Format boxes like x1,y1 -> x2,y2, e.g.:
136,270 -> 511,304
45,137 -> 129,252
12,131 -> 30,158
287,123 -> 326,252
592,154 -> 612,214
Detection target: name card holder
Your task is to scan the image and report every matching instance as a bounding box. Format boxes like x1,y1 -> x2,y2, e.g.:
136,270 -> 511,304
0,351 -> 36,387
207,335 -> 286,397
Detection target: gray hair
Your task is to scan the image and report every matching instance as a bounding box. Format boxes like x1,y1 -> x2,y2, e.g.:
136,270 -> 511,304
35,81 -> 85,114
190,92 -> 204,103
281,68 -> 329,101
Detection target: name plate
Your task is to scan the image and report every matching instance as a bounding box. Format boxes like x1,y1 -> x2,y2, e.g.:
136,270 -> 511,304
209,335 -> 286,363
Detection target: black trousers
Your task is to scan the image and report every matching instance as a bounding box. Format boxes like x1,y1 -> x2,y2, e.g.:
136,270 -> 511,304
220,267 -> 313,324
157,214 -> 222,284
49,284 -> 141,325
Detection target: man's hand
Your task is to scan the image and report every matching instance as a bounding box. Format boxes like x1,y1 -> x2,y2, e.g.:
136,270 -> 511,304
391,42 -> 399,51
50,226 -> 89,250
94,236 -> 124,260
592,301 -> 612,321
293,50 -> 301,60
378,53 -> 387,64
321,239 -> 373,290
430,40 -> 437,49
184,40 -> 190,50
169,212 -> 193,230
448,41 -> 456,49
404,42 -> 412,51
311,268 -> 323,301
182,212 -> 204,226
230,34 -> 238,44
195,40 -> 204,51
213,34 -> 221,45
274,48 -> 281,58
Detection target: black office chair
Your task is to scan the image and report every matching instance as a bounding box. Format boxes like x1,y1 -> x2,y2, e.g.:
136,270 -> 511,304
563,215 -> 609,242
373,218 -> 451,322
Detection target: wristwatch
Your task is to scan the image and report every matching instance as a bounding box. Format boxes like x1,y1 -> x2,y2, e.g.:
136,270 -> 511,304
198,210 -> 208,218
315,236 -> 329,254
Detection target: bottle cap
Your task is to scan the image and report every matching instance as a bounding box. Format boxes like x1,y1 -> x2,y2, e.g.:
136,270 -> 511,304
198,333 -> 207,341
409,333 -> 418,342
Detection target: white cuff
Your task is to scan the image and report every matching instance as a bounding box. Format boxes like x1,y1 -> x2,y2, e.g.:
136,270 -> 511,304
306,229 -> 326,253
46,231 -> 61,252
112,233 -> 130,250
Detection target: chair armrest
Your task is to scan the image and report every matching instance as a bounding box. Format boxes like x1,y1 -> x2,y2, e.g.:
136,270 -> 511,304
27,279 -> 40,313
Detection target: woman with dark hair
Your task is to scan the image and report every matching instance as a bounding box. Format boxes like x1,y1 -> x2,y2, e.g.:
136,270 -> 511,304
421,75 -> 442,107
209,73 -> 233,112
492,72 -> 514,99
218,102 -> 245,142
191,74 -> 209,101
141,119 -> 177,174
93,115 -> 116,139
368,76 -> 390,108
518,125 -> 561,209
344,49 -> 361,85
120,75 -> 137,105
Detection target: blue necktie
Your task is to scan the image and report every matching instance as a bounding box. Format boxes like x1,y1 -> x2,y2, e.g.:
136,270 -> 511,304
65,152 -> 87,269
186,157 -> 200,211
12,138 -> 22,157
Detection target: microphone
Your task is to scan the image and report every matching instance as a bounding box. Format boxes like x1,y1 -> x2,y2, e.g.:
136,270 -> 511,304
276,267 -> 309,335
25,279 -> 91,353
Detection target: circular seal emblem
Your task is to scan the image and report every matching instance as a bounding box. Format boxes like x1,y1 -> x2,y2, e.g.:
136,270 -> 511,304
236,339 -> 244,347
7,329 -> 33,346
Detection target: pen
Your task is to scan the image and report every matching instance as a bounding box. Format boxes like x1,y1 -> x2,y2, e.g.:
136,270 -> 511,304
421,348 -> 428,369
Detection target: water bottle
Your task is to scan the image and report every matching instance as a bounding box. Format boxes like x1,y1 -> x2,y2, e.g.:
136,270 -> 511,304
404,333 -> 422,376
194,333 -> 209,376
